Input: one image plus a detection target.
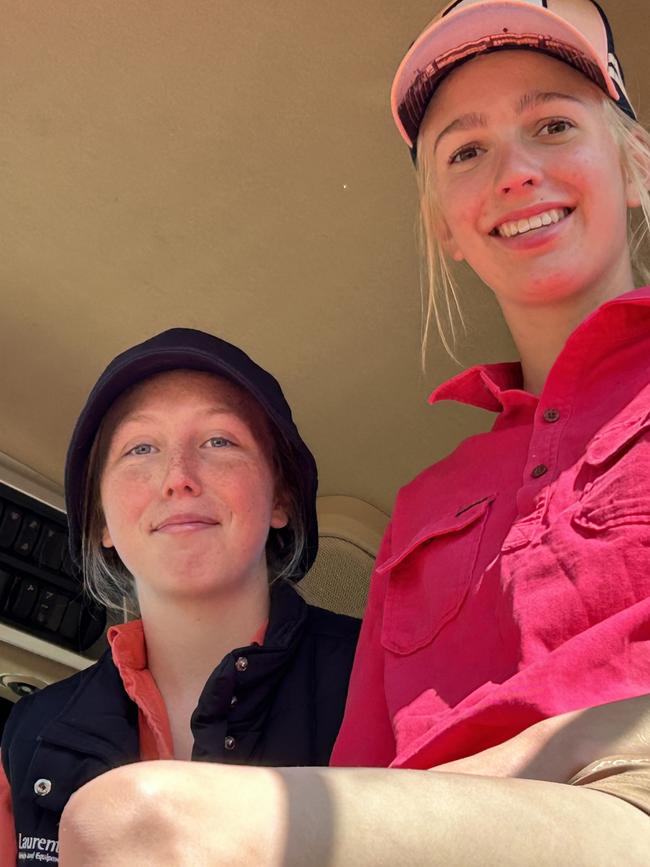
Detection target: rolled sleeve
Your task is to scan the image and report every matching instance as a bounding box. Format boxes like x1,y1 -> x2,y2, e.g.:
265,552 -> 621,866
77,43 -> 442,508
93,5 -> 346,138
569,756 -> 650,817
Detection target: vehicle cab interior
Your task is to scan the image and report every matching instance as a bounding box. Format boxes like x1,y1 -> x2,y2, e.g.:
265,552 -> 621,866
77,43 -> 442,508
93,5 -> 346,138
0,0 -> 646,739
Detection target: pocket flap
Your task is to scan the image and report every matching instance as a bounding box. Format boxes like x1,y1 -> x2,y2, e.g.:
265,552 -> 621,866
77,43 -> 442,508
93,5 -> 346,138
380,494 -> 495,655
377,495 -> 495,576
585,410 -> 650,467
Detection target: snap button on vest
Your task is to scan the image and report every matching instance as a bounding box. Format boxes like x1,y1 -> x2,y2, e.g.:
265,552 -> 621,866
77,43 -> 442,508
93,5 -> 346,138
235,656 -> 248,672
34,778 -> 52,796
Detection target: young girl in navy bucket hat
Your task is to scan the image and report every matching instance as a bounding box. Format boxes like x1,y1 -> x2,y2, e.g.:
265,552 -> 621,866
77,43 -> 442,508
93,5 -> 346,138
0,328 -> 359,865
56,2 -> 650,863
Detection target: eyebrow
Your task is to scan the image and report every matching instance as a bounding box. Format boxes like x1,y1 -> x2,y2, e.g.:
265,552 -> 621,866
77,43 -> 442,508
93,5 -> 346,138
116,405 -> 239,428
433,91 -> 584,152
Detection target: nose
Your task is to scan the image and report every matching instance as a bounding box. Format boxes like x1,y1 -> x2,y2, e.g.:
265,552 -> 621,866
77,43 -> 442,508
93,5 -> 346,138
493,141 -> 542,196
161,450 -> 202,498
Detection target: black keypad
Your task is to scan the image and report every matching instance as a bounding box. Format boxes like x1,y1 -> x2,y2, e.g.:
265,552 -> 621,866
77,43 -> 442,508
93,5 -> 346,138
36,526 -> 67,571
33,589 -> 69,632
0,508 -> 23,548
0,569 -> 12,604
10,580 -> 39,620
59,601 -> 82,641
13,516 -> 42,558
0,480 -> 106,651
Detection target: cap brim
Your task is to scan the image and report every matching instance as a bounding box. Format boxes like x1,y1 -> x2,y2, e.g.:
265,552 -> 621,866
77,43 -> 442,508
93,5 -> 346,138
391,0 -> 617,149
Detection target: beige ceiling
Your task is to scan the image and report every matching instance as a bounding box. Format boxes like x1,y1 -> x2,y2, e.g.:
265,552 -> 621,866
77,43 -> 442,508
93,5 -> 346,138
1,0 -> 648,518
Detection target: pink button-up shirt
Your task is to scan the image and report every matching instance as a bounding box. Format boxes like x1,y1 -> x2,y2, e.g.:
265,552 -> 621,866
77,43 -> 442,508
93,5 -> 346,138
332,287 -> 650,770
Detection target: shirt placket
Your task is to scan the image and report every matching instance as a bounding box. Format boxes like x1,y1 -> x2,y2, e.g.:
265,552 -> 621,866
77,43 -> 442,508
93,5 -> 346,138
502,396 -> 571,552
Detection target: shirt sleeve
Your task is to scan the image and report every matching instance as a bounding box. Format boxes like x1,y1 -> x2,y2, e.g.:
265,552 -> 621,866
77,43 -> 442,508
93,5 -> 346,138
330,524 -> 397,768
569,755 -> 650,817
0,756 -> 17,867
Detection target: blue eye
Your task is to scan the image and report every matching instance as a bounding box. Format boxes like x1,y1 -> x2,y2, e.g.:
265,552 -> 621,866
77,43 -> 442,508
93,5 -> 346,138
127,443 -> 154,456
205,436 -> 234,448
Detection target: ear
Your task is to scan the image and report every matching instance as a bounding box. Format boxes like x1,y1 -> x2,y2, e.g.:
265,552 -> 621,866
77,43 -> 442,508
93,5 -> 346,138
434,211 -> 465,263
626,176 -> 643,210
624,135 -> 650,210
441,232 -> 465,263
270,496 -> 289,530
101,525 -> 114,549
625,165 -> 642,209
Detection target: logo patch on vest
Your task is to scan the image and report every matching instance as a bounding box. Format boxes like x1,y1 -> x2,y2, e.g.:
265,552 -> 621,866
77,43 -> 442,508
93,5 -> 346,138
18,832 -> 59,863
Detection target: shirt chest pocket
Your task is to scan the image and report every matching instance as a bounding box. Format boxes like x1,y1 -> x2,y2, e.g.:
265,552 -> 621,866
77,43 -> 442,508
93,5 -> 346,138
378,495 -> 495,655
573,410 -> 650,532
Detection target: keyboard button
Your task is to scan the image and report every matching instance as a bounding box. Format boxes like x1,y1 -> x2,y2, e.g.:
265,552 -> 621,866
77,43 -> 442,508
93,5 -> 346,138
13,516 -> 42,558
10,580 -> 39,620
0,508 -> 23,548
33,589 -> 69,632
59,600 -> 82,641
36,527 -> 67,571
0,569 -> 13,605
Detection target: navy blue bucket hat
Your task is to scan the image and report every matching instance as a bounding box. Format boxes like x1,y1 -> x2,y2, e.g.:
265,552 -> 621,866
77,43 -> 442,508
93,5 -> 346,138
65,328 -> 319,581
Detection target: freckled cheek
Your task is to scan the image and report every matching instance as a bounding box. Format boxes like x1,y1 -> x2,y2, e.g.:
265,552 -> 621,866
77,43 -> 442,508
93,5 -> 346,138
101,470 -> 157,533
223,471 -> 276,527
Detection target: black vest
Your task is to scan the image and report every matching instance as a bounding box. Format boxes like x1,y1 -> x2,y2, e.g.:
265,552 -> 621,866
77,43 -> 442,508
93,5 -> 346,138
2,582 -> 359,864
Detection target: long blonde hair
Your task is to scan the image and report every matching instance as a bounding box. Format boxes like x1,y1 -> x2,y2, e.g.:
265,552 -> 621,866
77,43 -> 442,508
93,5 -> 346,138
415,96 -> 650,365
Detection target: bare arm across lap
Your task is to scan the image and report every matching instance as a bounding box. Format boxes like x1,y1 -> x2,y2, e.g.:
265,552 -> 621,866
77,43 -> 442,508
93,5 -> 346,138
59,760 -> 650,867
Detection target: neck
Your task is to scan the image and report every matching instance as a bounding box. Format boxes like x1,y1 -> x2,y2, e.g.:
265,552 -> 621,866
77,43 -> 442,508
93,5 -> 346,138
138,576 -> 270,732
498,279 -> 634,395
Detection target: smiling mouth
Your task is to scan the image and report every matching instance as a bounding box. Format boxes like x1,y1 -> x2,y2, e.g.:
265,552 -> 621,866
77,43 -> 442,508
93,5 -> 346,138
491,207 -> 573,239
156,521 -> 219,534
154,516 -> 220,532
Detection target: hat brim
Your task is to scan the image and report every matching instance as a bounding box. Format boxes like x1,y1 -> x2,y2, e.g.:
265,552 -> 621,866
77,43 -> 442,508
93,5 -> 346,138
391,0 -> 618,150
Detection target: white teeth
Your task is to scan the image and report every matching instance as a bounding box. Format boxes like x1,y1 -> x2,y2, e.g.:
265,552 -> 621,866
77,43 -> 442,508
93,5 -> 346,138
495,208 -> 570,238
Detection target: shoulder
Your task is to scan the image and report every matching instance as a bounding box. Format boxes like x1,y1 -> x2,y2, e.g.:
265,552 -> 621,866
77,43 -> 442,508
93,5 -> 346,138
399,426 -> 497,497
270,580 -> 360,645
303,602 -> 360,642
1,654 -> 111,764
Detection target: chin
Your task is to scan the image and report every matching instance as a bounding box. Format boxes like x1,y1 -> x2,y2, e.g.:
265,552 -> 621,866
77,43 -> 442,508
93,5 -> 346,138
509,272 -> 591,307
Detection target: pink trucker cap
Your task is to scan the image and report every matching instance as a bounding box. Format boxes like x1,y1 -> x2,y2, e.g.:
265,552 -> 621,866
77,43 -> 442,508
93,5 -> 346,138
392,0 -> 636,154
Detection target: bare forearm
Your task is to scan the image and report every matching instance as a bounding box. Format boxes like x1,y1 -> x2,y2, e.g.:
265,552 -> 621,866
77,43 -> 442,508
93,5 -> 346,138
281,767 -> 649,867
59,762 -> 650,867
435,694 -> 650,782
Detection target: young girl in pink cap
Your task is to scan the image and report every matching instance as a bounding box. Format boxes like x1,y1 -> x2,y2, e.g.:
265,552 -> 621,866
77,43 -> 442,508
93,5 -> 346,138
57,2 -> 650,863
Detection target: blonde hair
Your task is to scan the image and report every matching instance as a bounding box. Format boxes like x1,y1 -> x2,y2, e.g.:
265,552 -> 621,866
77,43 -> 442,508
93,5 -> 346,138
415,96 -> 650,365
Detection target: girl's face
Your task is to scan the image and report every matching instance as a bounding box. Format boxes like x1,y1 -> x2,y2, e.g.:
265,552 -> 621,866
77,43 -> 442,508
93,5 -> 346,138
99,370 -> 288,605
419,50 -> 639,310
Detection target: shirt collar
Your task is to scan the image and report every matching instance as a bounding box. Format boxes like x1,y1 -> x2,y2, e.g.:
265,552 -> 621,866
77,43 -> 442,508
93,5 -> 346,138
108,618 -> 148,672
108,613 -> 269,678
429,287 -> 650,413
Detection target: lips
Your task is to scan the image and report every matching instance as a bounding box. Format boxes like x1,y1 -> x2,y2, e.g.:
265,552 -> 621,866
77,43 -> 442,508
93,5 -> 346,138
153,513 -> 220,533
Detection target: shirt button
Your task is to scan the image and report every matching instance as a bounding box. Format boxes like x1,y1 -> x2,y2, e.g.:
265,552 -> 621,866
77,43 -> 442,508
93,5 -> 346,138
531,464 -> 548,479
34,778 -> 52,797
224,736 -> 236,751
235,656 -> 248,672
230,695 -> 238,706
543,408 -> 560,423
